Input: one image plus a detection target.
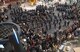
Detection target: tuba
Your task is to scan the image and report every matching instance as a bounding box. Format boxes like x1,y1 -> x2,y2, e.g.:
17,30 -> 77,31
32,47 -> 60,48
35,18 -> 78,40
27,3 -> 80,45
28,0 -> 37,6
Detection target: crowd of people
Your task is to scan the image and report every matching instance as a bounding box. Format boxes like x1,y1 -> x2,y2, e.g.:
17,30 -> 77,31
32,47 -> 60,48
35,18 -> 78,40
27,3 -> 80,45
56,3 -> 79,19
10,5 -> 53,33
17,3 -> 80,52
0,2 -> 80,52
0,8 -> 8,22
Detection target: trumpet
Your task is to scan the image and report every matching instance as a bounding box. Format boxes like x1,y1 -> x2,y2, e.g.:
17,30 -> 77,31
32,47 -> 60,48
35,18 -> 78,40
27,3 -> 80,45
28,0 -> 37,5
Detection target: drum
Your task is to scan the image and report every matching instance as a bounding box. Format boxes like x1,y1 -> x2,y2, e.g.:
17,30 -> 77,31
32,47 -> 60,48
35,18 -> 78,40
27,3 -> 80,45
28,0 -> 37,5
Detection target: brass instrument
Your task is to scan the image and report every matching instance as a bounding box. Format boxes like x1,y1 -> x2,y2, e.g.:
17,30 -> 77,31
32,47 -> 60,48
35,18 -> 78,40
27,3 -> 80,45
28,0 -> 37,6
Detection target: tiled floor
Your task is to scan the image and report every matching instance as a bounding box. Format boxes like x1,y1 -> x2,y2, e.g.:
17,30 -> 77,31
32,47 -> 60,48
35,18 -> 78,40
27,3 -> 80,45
73,47 -> 80,52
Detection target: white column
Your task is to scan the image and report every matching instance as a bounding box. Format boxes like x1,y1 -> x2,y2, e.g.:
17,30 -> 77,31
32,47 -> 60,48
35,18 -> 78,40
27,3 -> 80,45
59,0 -> 66,4
3,0 -> 5,4
21,0 -> 26,2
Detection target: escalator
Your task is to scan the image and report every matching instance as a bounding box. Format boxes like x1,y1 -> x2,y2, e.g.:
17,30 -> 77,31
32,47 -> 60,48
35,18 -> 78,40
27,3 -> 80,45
0,22 -> 26,52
